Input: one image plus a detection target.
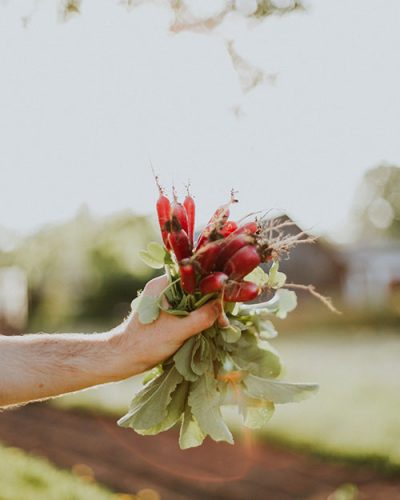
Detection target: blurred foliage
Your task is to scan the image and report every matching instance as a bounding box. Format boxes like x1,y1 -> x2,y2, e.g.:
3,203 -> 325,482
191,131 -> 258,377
351,164 -> 400,241
0,444 -> 115,500
0,207 -> 159,331
328,483 -> 358,500
58,0 -> 303,28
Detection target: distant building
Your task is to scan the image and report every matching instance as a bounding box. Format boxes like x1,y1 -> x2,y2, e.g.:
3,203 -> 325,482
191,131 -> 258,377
0,266 -> 28,334
261,215 -> 346,294
343,242 -> 400,308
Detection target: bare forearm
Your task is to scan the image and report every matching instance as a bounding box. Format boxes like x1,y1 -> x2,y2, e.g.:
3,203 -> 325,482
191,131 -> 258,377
0,329 -> 133,407
0,276 -> 220,409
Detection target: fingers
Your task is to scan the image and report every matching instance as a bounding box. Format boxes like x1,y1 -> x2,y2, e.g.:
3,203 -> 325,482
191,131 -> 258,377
176,301 -> 220,342
139,275 -> 229,343
217,307 -> 230,328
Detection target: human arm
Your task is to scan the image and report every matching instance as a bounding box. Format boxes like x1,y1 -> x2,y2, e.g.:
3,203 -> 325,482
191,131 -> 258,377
0,276 -> 220,408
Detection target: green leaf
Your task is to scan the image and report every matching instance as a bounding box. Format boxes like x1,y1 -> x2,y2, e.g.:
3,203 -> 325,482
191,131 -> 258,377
267,261 -> 287,289
248,311 -> 278,339
130,295 -> 142,313
194,293 -> 216,308
136,295 -> 160,324
173,337 -> 198,382
224,301 -> 241,315
258,319 -> 278,340
147,241 -> 166,262
243,374 -> 319,404
188,371 -> 234,445
219,382 -> 275,429
138,241 -> 167,269
240,289 -> 297,319
174,336 -> 212,382
230,334 -> 282,378
239,397 -> 275,429
179,406 -> 206,449
275,289 -> 297,318
117,366 -> 183,430
137,381 -> 189,435
244,266 -> 269,287
139,250 -> 164,269
220,324 -> 242,343
142,365 -> 163,385
203,325 -> 218,339
191,336 -> 212,376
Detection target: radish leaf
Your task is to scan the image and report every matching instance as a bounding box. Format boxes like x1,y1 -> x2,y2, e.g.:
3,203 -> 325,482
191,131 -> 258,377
179,406 -> 206,449
188,371 -> 234,444
136,295 -> 160,324
243,375 -> 319,404
118,366 -> 183,430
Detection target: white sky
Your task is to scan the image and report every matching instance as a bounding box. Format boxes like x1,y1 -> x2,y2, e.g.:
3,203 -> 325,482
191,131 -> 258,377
1,0 -> 400,240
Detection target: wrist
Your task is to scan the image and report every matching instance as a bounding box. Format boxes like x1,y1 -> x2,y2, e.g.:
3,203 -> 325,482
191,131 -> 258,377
104,321 -> 146,382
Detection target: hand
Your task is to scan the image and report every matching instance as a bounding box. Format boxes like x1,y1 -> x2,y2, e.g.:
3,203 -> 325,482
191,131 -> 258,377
108,276 -> 222,380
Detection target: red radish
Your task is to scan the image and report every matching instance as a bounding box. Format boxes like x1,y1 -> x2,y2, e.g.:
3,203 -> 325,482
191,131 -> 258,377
183,191 -> 195,246
224,281 -> 260,302
195,241 -> 222,274
223,245 -> 261,280
193,231 -> 211,252
195,191 -> 237,251
199,272 -> 228,294
169,225 -> 192,262
216,233 -> 254,270
172,207 -> 188,236
179,261 -> 196,294
220,220 -> 238,237
156,192 -> 172,249
233,221 -> 258,236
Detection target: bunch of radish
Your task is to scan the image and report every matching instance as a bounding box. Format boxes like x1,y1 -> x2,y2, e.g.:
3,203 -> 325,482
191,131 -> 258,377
118,181 -> 319,449
156,184 -> 278,306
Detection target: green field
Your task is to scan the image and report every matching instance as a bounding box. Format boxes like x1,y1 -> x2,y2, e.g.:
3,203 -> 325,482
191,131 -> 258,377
263,328 -> 400,468
54,327 -> 400,468
0,444 -> 115,500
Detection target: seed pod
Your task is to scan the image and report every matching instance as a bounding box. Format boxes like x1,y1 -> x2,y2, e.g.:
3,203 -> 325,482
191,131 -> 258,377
169,228 -> 192,262
224,280 -> 260,303
183,193 -> 195,246
195,241 -> 222,274
179,261 -> 196,294
199,272 -> 228,295
223,245 -> 261,281
156,193 -> 171,249
216,233 -> 254,270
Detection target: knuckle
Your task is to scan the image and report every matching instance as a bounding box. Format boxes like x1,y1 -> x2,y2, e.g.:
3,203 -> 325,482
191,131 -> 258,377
197,305 -> 217,326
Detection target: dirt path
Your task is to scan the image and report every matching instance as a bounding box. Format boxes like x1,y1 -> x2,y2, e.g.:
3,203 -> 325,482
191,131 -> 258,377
0,404 -> 399,500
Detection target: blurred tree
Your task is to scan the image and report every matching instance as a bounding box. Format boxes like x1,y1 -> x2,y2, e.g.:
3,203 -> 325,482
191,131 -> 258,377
351,164 -> 400,241
0,208 -> 160,331
58,0 -> 304,28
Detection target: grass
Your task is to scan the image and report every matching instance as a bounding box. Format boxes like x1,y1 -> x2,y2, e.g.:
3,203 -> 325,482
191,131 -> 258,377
0,444 -> 117,500
262,327 -> 400,469
54,327 -> 400,469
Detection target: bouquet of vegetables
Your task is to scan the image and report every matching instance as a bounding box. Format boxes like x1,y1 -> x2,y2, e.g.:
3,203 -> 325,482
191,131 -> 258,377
118,182 -> 319,449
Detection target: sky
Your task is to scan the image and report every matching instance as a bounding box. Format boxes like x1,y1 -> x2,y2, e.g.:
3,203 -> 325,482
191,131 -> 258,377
1,0 -> 400,241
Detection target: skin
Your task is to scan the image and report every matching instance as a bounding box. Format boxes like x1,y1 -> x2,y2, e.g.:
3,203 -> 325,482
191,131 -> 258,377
0,276 -> 223,409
